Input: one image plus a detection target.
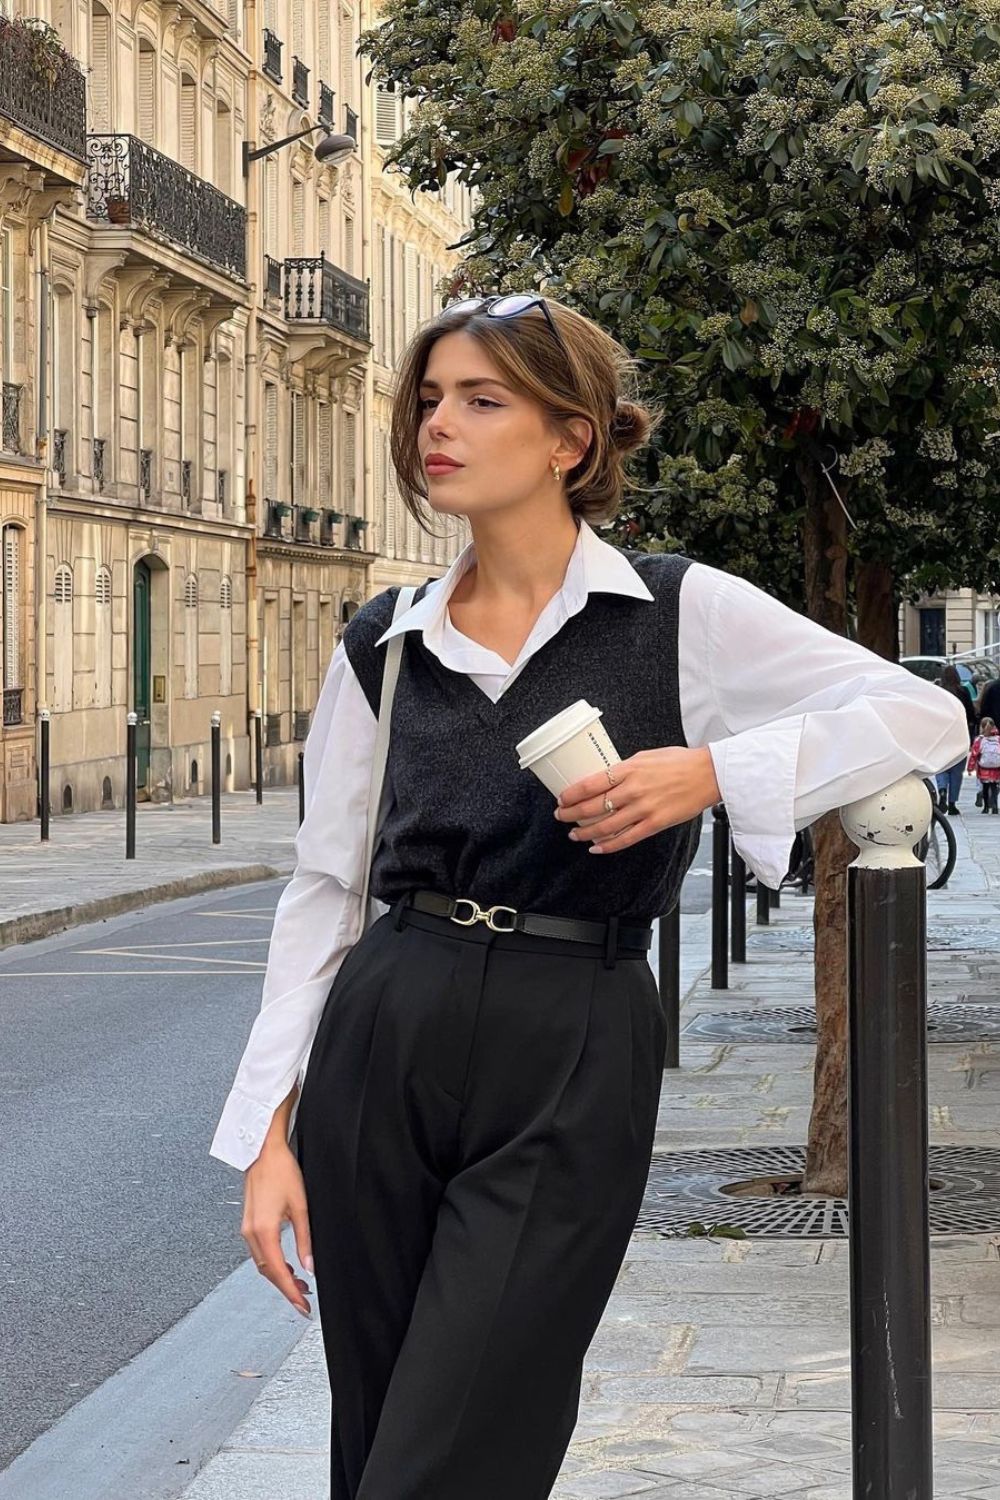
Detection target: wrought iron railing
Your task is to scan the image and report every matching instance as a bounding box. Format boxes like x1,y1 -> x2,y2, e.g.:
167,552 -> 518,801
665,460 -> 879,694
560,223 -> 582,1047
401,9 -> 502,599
318,82 -> 335,127
2,383 -> 22,453
263,29 -> 282,83
53,428 -> 67,482
345,105 -> 358,144
265,712 -> 282,747
265,255 -> 282,298
3,687 -> 23,727
292,57 -> 309,108
139,447 -> 152,499
284,255 -> 370,341
93,437 -> 106,491
293,709 -> 310,741
87,134 -> 247,280
0,17 -> 87,162
181,459 -> 193,505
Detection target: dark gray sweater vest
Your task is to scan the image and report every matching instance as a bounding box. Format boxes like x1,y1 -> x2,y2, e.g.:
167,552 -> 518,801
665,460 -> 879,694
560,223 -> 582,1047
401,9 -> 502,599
342,551 -> 700,924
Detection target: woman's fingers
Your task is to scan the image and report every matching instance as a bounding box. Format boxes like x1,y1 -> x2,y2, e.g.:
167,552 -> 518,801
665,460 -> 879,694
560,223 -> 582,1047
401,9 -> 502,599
254,1228 -> 312,1315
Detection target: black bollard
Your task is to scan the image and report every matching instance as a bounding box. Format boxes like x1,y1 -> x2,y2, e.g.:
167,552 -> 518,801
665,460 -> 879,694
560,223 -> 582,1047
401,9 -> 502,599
731,847 -> 747,964
254,710 -> 263,805
125,710 -> 137,860
770,886 -> 781,909
756,880 -> 770,925
39,708 -> 50,843
298,750 -> 305,827
211,710 -> 221,845
711,803 -> 729,990
658,902 -> 681,1069
844,780 -> 932,1500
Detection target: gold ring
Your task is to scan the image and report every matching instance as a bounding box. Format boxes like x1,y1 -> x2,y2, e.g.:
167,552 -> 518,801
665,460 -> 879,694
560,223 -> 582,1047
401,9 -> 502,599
255,1260 -> 266,1270
604,794 -> 615,815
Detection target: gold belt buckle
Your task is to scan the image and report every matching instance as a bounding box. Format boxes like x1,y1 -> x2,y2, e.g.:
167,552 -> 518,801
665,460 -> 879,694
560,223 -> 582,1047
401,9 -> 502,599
450,899 -> 518,933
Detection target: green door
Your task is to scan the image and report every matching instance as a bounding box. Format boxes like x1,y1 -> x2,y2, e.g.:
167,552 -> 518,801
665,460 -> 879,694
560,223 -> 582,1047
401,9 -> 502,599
133,561 -> 151,790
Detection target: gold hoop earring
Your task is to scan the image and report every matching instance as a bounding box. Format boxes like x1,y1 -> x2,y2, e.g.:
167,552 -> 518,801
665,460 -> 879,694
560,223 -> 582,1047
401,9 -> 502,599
551,461 -> 562,483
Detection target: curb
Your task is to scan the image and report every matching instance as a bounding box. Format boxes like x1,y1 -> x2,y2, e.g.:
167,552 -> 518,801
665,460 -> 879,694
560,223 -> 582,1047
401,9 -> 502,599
0,863 -> 294,950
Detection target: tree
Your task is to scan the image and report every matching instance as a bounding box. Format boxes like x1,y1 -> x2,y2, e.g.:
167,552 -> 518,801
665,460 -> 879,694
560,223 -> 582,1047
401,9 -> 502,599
360,0 -> 1000,1193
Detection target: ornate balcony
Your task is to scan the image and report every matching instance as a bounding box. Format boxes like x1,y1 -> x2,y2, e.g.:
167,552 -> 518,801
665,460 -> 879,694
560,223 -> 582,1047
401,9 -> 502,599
284,256 -> 370,342
87,134 -> 246,281
3,687 -> 23,727
2,383 -> 22,454
264,255 -> 282,298
0,16 -> 86,165
318,83 -> 335,128
263,29 -> 282,83
292,57 -> 309,109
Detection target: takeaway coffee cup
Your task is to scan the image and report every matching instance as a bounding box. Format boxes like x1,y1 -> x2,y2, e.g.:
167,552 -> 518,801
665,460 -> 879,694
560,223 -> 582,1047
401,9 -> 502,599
516,700 -> 622,802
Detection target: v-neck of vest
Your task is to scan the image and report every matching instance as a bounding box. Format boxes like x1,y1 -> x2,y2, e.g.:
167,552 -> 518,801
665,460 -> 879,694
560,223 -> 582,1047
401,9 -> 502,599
415,626 -> 560,726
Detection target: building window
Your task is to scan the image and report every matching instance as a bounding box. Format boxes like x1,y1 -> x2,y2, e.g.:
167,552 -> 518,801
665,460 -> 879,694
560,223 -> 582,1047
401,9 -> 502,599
291,391 -> 306,503
263,382 -> 278,498
138,41 -> 156,142
978,606 -> 1000,651
180,73 -> 197,172
918,607 -> 946,658
0,227 -> 12,383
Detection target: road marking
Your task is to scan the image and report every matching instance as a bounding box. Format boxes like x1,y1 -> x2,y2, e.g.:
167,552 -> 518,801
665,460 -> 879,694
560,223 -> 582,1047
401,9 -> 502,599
77,948 -> 266,968
194,910 -> 276,920
79,938 -> 271,950
0,968 -> 267,976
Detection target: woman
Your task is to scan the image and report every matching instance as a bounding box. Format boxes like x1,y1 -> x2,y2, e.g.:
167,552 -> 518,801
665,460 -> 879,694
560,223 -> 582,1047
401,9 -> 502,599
937,663 -> 977,814
211,294 -> 968,1500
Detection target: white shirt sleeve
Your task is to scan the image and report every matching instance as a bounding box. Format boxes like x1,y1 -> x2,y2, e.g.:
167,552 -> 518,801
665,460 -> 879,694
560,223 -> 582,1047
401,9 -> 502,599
678,562 -> 971,890
208,643 -> 376,1172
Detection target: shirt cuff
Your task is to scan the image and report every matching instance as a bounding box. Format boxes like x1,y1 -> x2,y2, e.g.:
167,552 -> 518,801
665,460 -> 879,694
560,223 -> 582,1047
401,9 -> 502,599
209,1085 -> 292,1173
708,719 -> 802,892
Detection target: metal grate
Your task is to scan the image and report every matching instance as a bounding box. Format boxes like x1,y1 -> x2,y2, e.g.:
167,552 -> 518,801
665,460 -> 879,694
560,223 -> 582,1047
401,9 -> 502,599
292,56 -> 309,108
637,1145 -> 1000,1238
683,1002 -> 1000,1046
263,28 -> 282,83
318,82 -> 335,127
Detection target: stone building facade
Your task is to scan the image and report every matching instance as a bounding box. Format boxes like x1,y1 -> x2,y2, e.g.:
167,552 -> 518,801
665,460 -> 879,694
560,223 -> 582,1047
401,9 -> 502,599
0,0 -> 472,821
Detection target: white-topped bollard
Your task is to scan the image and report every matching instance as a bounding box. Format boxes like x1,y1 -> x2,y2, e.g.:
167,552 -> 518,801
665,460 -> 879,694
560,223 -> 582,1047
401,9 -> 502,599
126,710 -> 138,859
841,772 -> 932,1500
211,710 -> 222,845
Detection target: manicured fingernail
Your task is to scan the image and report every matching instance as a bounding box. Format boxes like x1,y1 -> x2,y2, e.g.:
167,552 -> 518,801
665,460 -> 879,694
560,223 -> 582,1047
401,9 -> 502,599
589,845 -> 603,854
304,1254 -> 314,1273
568,830 -> 579,840
297,1305 -> 311,1318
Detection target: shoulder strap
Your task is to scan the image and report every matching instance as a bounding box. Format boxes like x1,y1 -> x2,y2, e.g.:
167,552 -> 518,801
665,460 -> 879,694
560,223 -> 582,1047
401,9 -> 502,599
360,585 -> 417,920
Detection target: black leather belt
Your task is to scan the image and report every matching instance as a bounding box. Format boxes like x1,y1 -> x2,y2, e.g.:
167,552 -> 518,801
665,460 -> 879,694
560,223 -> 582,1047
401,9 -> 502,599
405,890 -> 653,951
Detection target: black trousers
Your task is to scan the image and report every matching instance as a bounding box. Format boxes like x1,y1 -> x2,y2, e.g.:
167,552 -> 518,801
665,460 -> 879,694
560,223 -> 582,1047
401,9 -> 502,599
984,779 -> 1000,812
295,898 -> 666,1500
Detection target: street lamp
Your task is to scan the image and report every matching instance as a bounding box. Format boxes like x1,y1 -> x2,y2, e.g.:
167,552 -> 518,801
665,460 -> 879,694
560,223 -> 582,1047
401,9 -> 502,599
242,127 -> 356,177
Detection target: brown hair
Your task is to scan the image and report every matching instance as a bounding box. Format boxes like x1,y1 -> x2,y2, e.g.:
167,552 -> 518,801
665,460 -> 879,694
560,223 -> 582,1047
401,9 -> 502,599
982,717 -> 998,735
388,295 -> 663,531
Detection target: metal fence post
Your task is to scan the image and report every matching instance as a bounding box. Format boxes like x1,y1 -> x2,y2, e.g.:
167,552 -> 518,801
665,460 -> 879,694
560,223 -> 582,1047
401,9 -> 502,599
770,886 -> 781,909
841,774 -> 933,1500
711,803 -> 729,990
298,750 -> 305,827
756,880 -> 770,925
253,709 -> 263,805
731,846 -> 747,963
658,902 -> 681,1069
211,710 -> 222,845
125,710 -> 137,860
39,708 -> 50,843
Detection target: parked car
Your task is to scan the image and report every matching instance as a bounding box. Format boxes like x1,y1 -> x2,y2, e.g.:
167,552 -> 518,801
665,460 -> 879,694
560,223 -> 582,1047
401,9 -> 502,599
900,654 -> 1000,704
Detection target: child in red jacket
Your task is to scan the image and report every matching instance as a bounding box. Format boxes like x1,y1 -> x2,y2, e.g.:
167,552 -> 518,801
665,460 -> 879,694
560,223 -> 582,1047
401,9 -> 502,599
969,717 -> 1000,813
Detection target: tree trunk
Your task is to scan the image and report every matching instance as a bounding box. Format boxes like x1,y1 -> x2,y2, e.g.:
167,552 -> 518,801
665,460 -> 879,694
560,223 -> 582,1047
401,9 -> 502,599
856,559 -> 899,663
799,455 -> 853,1197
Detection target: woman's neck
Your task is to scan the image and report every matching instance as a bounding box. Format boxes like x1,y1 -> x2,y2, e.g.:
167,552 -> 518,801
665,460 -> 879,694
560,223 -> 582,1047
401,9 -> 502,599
456,506 -> 581,610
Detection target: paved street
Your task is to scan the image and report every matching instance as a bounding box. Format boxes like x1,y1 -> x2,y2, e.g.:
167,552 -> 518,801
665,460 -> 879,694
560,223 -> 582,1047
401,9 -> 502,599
3,804 -> 1000,1499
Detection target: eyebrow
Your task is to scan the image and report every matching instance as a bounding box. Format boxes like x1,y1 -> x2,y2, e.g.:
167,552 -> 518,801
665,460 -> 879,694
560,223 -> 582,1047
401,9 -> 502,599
418,377 -> 512,392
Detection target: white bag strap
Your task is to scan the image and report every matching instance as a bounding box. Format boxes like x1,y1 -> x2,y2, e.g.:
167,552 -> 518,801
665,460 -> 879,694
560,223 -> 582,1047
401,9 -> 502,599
361,585 -> 417,919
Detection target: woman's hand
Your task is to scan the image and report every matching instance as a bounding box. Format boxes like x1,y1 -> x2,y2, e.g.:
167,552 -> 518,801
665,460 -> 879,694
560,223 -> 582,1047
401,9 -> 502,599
554,746 -> 721,855
242,1140 -> 314,1317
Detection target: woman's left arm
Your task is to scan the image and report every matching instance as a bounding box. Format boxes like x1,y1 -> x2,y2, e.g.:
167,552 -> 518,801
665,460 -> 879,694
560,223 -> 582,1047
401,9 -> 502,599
556,562 -> 969,889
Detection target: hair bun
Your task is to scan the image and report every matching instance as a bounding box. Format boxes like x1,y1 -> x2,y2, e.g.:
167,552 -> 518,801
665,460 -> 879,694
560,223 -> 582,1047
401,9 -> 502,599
610,398 -> 650,453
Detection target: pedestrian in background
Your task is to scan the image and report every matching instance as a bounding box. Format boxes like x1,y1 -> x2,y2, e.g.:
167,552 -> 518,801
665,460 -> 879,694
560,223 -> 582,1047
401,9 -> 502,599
969,716 -> 1000,813
937,664 -> 977,814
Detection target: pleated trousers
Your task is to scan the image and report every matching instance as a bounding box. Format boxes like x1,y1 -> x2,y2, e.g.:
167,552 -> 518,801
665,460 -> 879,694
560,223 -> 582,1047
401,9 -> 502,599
295,897 -> 666,1500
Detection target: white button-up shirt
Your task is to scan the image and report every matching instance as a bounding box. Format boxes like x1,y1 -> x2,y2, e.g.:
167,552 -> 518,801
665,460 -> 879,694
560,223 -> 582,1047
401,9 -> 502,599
210,521 -> 968,1171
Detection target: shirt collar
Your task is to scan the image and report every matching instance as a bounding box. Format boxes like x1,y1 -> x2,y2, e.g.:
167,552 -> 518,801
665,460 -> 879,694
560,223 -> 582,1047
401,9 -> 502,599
374,520 -> 653,646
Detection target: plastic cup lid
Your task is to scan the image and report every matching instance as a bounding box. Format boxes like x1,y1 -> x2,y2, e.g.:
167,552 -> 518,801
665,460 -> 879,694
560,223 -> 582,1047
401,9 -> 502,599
516,700 -> 602,768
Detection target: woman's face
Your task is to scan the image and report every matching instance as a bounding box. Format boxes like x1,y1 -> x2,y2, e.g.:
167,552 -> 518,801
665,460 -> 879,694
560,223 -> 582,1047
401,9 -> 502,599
416,329 -> 589,522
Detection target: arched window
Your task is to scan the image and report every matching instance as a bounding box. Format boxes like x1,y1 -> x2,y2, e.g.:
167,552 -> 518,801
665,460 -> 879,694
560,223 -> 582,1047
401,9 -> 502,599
54,564 -> 74,710
95,565 -> 112,706
184,573 -> 198,608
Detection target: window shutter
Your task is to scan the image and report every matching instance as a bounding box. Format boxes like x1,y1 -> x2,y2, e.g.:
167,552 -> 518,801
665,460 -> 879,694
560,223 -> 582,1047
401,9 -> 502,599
339,8 -> 351,109
318,402 -> 332,501
2,526 -> 21,689
138,47 -> 155,142
384,432 -> 397,558
381,228 -> 391,365
343,214 -> 354,276
90,11 -> 111,132
292,0 -> 304,58
375,86 -> 397,147
318,197 -> 331,257
292,391 -> 306,502
343,409 -> 356,511
180,77 -> 197,171
291,179 -> 304,256
404,245 -> 417,342
263,383 -> 278,498
318,0 -> 330,78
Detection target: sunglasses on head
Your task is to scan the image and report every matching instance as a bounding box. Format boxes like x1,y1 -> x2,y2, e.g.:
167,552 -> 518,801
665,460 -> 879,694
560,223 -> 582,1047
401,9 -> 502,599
440,293 -> 569,361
